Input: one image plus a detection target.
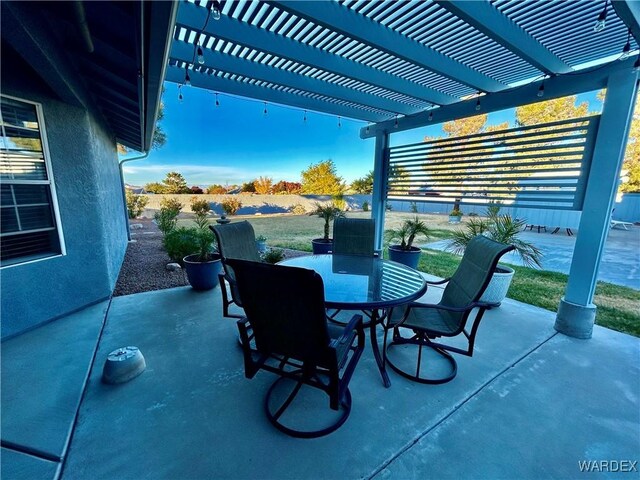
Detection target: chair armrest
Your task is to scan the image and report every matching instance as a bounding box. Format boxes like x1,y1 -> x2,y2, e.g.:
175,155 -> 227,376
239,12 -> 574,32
337,314 -> 363,344
426,277 -> 450,286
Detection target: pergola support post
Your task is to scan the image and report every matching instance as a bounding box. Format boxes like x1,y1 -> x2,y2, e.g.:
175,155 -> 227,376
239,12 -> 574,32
371,132 -> 390,252
555,70 -> 638,339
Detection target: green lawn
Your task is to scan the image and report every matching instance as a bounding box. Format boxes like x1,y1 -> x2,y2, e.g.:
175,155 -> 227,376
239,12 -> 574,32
179,211 -> 640,337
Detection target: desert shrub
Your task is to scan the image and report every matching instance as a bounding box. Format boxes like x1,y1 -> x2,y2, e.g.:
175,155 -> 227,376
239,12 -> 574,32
262,248 -> 285,264
126,191 -> 148,219
163,227 -> 200,264
207,184 -> 227,194
221,197 -> 242,215
410,201 -> 418,213
154,196 -> 183,235
190,197 -> 211,229
486,200 -> 502,217
362,201 -> 369,212
290,203 -> 306,215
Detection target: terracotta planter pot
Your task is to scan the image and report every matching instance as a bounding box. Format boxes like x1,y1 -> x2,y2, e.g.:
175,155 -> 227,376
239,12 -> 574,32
388,245 -> 422,269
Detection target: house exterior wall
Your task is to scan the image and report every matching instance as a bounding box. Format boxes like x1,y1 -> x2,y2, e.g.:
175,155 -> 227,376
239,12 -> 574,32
0,60 -> 128,339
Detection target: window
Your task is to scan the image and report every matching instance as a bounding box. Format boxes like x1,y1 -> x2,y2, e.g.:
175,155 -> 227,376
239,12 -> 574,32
1,96 -> 65,267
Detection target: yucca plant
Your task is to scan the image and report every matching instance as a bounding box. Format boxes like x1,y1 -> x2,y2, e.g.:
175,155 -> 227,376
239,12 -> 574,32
448,213 -> 542,268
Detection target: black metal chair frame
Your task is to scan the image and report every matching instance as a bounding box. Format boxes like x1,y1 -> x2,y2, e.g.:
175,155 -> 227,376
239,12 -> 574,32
229,259 -> 365,438
384,237 -> 515,385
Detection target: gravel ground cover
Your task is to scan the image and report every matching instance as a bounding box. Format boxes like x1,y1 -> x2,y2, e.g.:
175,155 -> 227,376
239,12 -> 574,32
113,218 -> 308,297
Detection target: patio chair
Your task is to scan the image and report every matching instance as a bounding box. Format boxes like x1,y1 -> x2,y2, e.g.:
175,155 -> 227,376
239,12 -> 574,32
332,217 -> 375,256
610,209 -> 633,230
329,217 -> 376,325
227,258 -> 365,438
384,235 -> 514,385
210,221 -> 262,319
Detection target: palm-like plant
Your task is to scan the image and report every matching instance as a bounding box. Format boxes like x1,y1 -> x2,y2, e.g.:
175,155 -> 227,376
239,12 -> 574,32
448,214 -> 542,268
309,202 -> 345,241
386,216 -> 430,250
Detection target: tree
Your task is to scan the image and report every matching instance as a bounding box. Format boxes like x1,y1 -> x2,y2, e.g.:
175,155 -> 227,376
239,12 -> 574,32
254,176 -> 273,194
241,181 -> 256,193
351,171 -> 374,193
190,186 -> 204,194
272,180 -> 301,194
515,96 -> 589,126
597,90 -> 639,193
162,172 -> 189,194
300,159 -> 345,195
206,184 -> 227,194
144,182 -> 166,194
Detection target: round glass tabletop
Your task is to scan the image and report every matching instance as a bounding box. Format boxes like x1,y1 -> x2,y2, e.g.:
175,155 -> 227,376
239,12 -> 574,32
279,254 -> 427,309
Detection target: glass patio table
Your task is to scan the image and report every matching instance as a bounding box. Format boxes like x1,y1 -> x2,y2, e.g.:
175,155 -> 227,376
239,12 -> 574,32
279,254 -> 427,387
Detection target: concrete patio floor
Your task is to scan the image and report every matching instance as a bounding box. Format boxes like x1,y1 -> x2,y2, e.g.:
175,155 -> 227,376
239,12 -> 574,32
2,278 -> 638,480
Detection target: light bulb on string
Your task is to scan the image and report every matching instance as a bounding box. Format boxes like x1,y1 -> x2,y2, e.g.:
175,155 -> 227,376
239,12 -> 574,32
428,111 -> 433,122
178,84 -> 183,103
337,116 -> 342,128
620,30 -> 632,61
212,1 -> 222,21
394,115 -> 399,129
593,0 -> 608,32
184,67 -> 191,86
197,45 -> 205,65
475,97 -> 481,111
303,110 -> 307,123
366,124 -> 370,134
537,81 -> 545,98
215,92 -> 220,107
263,102 -> 268,116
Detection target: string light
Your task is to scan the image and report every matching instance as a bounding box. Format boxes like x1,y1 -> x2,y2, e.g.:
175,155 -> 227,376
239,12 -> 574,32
366,124 -> 370,134
620,29 -> 632,61
303,110 -> 307,123
215,92 -> 220,107
178,84 -> 183,102
211,1 -> 222,21
263,102 -> 268,116
593,0 -> 608,32
537,80 -> 545,98
337,116 -> 342,128
197,45 -> 205,65
475,96 -> 481,111
394,115 -> 399,129
184,67 -> 191,86
428,111 -> 433,122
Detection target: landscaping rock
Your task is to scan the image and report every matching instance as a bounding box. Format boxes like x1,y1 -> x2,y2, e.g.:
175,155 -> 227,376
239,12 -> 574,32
129,223 -> 144,230
166,263 -> 181,272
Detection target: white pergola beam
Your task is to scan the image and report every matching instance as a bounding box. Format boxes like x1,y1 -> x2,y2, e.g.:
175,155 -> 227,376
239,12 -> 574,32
361,56 -> 639,138
170,41 -> 417,116
434,0 -> 573,75
165,65 -> 383,122
177,2 -> 458,106
268,0 -> 505,92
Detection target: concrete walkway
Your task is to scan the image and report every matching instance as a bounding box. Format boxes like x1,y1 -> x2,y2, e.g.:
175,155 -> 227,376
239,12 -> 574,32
4,282 -> 636,479
424,225 -> 640,290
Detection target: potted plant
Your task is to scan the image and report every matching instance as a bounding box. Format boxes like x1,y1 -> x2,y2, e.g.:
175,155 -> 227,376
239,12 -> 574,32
256,234 -> 267,253
308,202 -> 345,254
447,213 -> 543,305
449,208 -> 463,224
181,198 -> 222,290
385,216 -> 430,269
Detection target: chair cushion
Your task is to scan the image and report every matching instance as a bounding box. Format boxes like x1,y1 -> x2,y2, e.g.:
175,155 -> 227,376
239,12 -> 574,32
398,306 -> 460,337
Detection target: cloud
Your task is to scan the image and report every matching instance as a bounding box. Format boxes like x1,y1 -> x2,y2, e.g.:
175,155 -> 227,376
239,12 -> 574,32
123,164 -> 299,185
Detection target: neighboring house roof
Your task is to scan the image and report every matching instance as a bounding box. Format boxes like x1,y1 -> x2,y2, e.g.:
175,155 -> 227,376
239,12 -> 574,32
1,1 -> 176,152
125,184 -> 147,195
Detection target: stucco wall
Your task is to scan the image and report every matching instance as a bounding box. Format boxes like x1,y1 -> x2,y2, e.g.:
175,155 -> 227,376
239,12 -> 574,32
0,59 -> 127,339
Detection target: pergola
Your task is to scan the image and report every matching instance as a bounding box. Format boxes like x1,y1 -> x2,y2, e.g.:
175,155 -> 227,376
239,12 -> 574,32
166,0 -> 639,339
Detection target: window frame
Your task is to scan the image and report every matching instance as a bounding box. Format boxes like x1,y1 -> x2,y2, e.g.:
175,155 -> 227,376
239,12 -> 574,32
1,94 -> 66,269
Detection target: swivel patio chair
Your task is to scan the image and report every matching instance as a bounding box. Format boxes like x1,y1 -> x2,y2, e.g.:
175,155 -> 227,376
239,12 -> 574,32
384,235 -> 514,385
329,217 -> 377,325
210,221 -> 262,319
332,217 -> 375,256
227,258 -> 365,438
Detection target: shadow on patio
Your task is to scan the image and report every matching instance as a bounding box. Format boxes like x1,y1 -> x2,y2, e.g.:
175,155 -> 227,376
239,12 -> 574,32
2,281 -> 639,479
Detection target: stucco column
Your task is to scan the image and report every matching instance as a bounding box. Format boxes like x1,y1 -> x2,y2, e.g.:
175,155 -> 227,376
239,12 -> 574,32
555,70 -> 639,338
371,132 -> 390,252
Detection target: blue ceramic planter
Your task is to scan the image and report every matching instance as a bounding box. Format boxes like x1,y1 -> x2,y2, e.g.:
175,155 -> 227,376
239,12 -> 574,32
183,254 -> 222,290
311,239 -> 333,254
388,245 -> 422,270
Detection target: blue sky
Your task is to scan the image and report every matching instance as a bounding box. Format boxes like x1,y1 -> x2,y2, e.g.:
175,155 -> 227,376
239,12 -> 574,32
122,83 -> 603,188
